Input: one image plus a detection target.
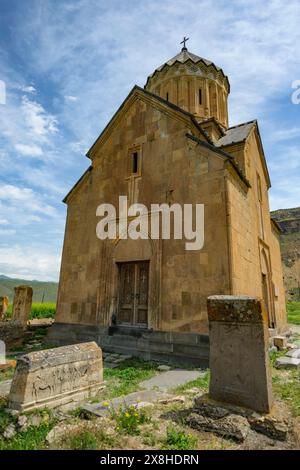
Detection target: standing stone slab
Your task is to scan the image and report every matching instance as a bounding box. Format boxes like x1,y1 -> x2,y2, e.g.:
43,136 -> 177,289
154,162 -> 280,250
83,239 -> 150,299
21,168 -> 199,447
12,286 -> 33,325
207,295 -> 273,413
0,296 -> 9,321
8,342 -> 103,411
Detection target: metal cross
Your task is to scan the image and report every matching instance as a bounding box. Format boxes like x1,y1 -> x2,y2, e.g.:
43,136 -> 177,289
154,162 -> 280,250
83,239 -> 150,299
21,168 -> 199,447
180,36 -> 189,49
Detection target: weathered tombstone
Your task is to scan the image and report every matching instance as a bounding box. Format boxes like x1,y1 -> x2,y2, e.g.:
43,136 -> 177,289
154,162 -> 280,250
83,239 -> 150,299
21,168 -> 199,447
8,342 -> 103,411
207,295 -> 273,413
0,296 -> 9,321
12,286 -> 33,326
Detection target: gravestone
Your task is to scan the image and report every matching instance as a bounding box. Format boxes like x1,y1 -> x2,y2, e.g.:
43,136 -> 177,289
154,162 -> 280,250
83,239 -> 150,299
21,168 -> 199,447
0,296 -> 9,321
12,286 -> 33,325
207,295 -> 273,413
8,342 -> 103,411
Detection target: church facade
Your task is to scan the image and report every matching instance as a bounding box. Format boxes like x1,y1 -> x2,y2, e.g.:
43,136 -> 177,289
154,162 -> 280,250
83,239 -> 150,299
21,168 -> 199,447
49,44 -> 287,365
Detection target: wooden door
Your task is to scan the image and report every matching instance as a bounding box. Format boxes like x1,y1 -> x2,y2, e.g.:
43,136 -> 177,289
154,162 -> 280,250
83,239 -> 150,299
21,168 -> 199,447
118,261 -> 149,327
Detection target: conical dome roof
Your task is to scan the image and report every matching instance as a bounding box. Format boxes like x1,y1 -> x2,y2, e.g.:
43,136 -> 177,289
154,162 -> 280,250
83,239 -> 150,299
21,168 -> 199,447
145,47 -> 229,90
145,45 -> 230,128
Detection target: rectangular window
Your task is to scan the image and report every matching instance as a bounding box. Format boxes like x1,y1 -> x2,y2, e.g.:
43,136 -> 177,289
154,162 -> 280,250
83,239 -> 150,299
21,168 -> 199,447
166,92 -> 169,101
199,89 -> 202,105
127,146 -> 141,177
132,152 -> 138,174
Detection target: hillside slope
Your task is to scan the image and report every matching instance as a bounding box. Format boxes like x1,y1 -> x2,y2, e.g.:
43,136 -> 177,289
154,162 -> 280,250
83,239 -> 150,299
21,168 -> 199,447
271,207 -> 300,300
0,275 -> 58,303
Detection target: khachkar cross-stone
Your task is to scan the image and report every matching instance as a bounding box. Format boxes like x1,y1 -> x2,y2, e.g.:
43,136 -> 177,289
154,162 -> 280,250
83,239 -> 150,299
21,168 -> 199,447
180,36 -> 189,50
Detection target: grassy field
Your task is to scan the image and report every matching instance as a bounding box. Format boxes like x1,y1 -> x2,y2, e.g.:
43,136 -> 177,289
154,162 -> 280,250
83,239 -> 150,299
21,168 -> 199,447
287,301 -> 300,325
6,303 -> 56,319
4,301 -> 300,324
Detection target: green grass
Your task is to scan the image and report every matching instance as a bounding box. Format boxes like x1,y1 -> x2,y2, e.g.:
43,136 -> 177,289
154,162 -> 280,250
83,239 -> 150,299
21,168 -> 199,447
273,369 -> 300,417
269,349 -> 286,367
63,428 -> 118,450
174,370 -> 210,394
67,430 -> 99,450
110,403 -> 151,435
287,301 -> 300,325
0,401 -> 58,450
162,426 -> 197,450
6,302 -> 56,319
102,359 -> 157,398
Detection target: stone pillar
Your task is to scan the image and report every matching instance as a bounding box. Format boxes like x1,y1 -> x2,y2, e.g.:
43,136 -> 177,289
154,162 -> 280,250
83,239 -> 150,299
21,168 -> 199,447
0,296 -> 9,321
12,286 -> 33,326
207,295 -> 273,413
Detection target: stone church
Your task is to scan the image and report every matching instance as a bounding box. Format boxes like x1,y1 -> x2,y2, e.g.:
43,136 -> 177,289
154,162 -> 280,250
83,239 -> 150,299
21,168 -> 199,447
49,42 -> 287,364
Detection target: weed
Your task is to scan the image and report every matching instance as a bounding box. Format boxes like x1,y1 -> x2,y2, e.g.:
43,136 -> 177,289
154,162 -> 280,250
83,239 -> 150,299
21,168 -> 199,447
110,403 -> 151,435
162,426 -> 197,450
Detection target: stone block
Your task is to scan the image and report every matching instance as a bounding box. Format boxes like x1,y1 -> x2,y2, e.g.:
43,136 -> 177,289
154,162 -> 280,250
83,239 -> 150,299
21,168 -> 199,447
186,411 -> 250,442
12,286 -> 33,326
8,341 -> 103,412
207,295 -> 273,413
0,296 -> 9,320
275,356 -> 300,369
286,348 -> 300,358
0,320 -> 25,350
273,336 -> 287,350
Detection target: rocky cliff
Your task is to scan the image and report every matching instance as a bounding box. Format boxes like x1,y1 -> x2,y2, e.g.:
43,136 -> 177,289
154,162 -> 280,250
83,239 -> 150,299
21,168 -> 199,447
271,207 -> 300,300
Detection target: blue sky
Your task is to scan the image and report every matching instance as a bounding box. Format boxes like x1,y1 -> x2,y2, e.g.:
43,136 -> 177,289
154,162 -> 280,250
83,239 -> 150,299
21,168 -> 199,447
0,0 -> 299,281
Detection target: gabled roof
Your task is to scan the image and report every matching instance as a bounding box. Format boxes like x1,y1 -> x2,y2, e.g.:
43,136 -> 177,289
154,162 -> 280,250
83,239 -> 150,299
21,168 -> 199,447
86,85 -> 212,159
215,120 -> 271,188
215,120 -> 256,147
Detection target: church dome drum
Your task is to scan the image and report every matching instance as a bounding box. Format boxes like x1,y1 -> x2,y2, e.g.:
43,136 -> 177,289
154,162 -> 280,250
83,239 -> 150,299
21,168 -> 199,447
145,40 -> 230,128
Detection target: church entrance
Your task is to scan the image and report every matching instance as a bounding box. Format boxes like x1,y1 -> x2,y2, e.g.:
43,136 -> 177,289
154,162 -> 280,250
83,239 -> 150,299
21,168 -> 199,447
117,261 -> 149,327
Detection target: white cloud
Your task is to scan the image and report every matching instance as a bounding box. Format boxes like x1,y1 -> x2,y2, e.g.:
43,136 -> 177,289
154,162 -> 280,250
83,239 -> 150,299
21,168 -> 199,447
64,95 -> 78,102
15,143 -> 43,157
21,96 -> 58,138
0,184 -> 57,217
267,127 -> 300,143
0,218 -> 8,225
21,85 -> 36,94
0,245 -> 60,281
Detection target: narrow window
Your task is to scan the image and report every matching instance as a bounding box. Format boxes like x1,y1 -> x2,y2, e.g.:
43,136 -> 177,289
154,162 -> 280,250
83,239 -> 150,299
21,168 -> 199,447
132,152 -> 138,174
199,89 -> 202,105
257,173 -> 265,239
166,92 -> 169,101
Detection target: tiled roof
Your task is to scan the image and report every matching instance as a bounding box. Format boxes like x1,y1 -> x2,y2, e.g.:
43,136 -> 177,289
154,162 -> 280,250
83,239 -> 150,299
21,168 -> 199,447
215,121 -> 256,147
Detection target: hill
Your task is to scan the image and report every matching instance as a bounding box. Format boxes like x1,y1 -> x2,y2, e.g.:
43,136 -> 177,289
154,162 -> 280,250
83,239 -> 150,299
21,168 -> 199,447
0,275 -> 58,304
271,207 -> 300,300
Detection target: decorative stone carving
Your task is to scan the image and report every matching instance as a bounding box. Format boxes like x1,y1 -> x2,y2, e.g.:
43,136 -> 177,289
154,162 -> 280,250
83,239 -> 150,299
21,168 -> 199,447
207,295 -> 273,413
12,286 -> 33,325
8,342 -> 103,411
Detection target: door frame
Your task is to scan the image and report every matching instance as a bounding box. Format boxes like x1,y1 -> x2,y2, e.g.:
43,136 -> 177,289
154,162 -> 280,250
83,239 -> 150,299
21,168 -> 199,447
117,260 -> 150,328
